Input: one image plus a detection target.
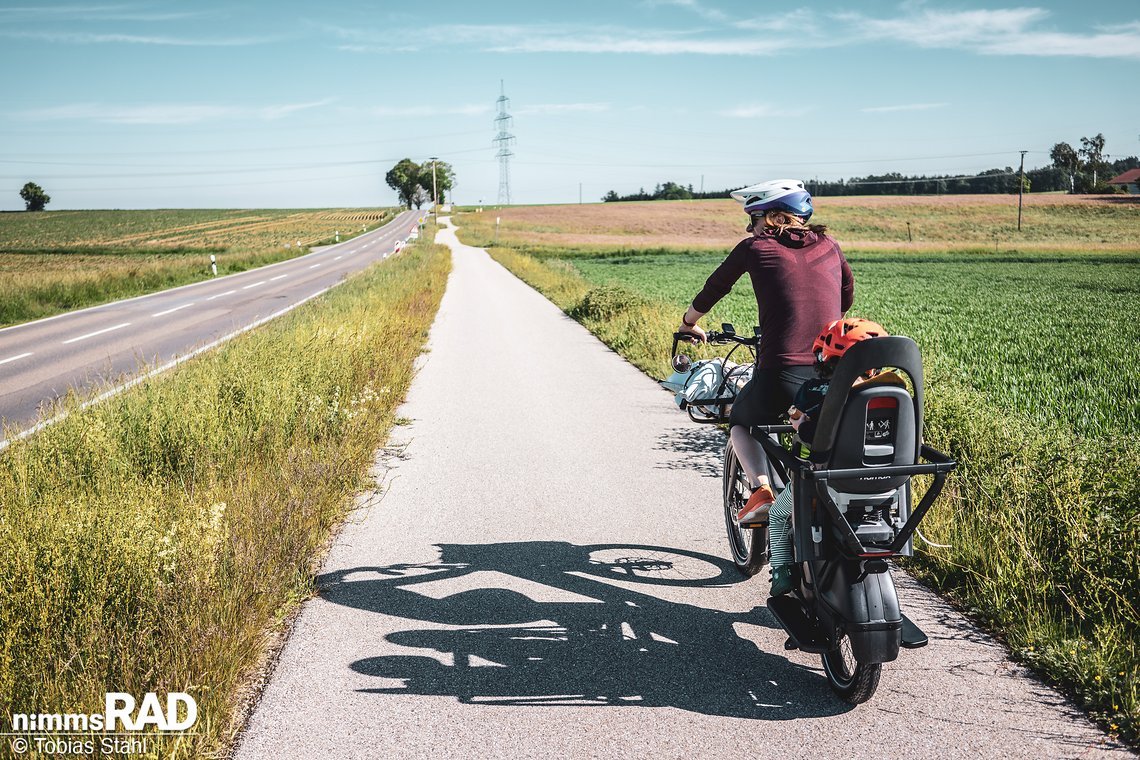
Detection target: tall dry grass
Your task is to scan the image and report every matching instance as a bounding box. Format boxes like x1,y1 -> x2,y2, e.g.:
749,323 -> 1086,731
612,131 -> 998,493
0,236 -> 450,757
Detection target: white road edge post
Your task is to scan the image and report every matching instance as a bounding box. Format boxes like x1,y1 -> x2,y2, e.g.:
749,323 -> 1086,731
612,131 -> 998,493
210,254 -> 217,277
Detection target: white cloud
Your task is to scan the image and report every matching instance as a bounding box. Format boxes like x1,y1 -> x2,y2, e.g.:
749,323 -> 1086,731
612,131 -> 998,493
15,100 -> 334,125
487,32 -> 798,56
0,30 -> 273,46
719,103 -> 811,118
733,10 -> 816,32
391,22 -> 804,56
366,104 -> 491,118
329,11 -> 1140,61
0,6 -> 214,21
513,103 -> 610,116
338,43 -> 420,53
839,7 -> 1140,60
643,0 -> 728,23
861,102 -> 949,113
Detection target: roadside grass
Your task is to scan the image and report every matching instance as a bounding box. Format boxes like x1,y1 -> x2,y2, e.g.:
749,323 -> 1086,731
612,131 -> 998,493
467,223 -> 1140,745
0,208 -> 398,327
0,235 -> 450,757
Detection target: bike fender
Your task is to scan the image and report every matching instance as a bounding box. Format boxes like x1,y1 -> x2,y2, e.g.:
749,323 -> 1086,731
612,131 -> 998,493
821,563 -> 902,664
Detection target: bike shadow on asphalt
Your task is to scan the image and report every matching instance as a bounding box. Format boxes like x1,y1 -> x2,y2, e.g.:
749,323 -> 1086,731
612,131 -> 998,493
316,541 -> 854,719
653,425 -> 725,479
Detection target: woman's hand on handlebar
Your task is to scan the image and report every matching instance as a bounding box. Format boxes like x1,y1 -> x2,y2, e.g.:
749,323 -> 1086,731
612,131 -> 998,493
678,306 -> 707,343
677,321 -> 706,343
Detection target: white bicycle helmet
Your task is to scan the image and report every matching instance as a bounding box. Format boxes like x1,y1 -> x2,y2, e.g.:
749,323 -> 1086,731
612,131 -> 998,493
731,179 -> 813,220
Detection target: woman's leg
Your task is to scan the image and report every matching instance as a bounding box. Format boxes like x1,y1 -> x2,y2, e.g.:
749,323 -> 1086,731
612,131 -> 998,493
730,425 -> 769,490
729,365 -> 814,488
729,365 -> 815,526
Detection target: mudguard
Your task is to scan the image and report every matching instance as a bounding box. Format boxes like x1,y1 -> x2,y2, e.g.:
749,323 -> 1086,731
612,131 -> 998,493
819,562 -> 902,664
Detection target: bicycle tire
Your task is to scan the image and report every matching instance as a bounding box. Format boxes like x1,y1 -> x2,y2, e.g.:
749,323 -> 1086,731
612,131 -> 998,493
821,634 -> 882,704
723,442 -> 768,577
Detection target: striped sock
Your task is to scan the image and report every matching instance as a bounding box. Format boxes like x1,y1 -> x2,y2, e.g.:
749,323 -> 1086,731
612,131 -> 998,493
769,485 -> 794,567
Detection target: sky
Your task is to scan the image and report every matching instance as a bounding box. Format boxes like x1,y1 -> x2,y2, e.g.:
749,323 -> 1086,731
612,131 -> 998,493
1,0 -> 1138,209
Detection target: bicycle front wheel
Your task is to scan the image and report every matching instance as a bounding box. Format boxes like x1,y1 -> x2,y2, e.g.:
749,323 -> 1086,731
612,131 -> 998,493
723,442 -> 768,577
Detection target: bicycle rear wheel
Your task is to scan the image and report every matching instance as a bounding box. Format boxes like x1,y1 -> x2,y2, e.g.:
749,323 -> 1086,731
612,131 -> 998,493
821,634 -> 882,704
723,442 -> 768,576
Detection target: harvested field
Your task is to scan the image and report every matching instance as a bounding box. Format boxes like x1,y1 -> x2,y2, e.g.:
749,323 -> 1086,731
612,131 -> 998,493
459,195 -> 1140,253
0,207 -> 398,326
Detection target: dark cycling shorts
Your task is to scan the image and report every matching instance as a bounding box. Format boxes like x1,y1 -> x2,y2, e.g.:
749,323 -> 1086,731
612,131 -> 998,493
729,365 -> 816,428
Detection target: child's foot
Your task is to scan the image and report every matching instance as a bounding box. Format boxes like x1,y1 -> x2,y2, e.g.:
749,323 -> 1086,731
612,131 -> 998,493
737,484 -> 775,527
770,565 -> 794,596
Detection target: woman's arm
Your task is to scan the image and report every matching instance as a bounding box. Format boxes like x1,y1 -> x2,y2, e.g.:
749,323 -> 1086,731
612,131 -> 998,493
683,241 -> 749,340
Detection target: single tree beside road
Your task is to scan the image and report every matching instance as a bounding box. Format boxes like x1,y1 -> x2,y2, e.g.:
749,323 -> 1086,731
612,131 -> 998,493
20,181 -> 50,211
386,159 -> 457,208
386,159 -> 423,208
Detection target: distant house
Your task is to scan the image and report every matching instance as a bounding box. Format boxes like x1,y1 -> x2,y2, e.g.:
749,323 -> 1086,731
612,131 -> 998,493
1107,168 -> 1140,194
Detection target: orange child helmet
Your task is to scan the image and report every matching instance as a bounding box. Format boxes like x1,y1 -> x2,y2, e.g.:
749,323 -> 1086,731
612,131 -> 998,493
812,317 -> 888,362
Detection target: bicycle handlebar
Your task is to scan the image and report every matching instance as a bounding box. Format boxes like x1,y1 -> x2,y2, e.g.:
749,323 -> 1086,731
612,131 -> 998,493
672,330 -> 759,346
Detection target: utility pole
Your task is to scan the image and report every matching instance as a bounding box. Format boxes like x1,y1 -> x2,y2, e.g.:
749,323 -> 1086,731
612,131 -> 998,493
1017,150 -> 1027,231
579,182 -> 582,204
429,156 -> 439,217
494,80 -> 515,205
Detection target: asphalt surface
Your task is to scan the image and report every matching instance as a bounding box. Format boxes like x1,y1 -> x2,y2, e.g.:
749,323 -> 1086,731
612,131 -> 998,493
235,220 -> 1127,759
0,209 -> 421,441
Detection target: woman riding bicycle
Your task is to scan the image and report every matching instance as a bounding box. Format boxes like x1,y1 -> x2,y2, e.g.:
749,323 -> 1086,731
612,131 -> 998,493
678,179 -> 853,527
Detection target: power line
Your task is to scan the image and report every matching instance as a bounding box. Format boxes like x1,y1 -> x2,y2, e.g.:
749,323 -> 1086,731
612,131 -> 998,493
0,146 -> 491,179
0,128 -> 493,159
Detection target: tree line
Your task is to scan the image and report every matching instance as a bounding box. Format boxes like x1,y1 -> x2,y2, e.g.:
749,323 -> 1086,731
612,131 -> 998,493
602,133 -> 1138,202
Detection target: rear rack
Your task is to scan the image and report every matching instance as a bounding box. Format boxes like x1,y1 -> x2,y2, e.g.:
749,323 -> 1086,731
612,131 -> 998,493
756,434 -> 958,558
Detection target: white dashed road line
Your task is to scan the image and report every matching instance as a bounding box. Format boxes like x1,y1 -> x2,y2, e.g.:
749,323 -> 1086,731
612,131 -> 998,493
270,274 -> 288,281
309,264 -> 321,269
206,289 -> 236,301
242,281 -> 266,290
0,352 -> 33,366
152,303 -> 194,317
62,322 -> 131,344
334,255 -> 343,261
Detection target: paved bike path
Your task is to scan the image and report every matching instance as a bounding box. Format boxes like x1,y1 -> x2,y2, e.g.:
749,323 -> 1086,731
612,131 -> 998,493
235,221 -> 1123,759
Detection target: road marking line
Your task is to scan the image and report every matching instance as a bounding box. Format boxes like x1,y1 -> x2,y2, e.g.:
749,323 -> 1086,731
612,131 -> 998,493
242,280 -> 267,290
206,289 -> 237,301
0,352 -> 33,366
152,303 -> 194,317
62,322 -> 131,344
270,274 -> 288,281
309,263 -> 321,269
334,255 -> 343,260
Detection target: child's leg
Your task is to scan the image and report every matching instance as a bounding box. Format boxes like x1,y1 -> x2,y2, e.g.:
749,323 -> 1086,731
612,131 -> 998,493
768,485 -> 795,596
768,485 -> 794,567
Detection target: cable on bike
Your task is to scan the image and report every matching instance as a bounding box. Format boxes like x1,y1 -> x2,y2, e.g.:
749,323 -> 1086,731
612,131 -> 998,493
915,526 -> 952,549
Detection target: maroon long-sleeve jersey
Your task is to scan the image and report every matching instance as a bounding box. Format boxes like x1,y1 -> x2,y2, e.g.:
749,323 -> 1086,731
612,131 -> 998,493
691,229 -> 854,369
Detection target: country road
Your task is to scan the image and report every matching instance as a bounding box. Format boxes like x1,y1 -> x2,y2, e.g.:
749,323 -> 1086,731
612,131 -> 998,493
235,220 -> 1126,759
0,209 -> 420,441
